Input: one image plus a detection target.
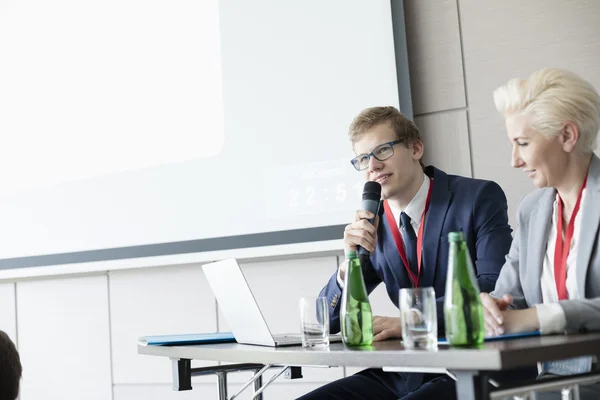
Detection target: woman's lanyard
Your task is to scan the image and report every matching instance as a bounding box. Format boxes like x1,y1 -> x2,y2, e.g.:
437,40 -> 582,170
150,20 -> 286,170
383,178 -> 433,288
554,175 -> 588,300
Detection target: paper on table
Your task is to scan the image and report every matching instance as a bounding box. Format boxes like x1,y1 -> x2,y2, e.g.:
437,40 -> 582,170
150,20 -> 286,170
437,331 -> 540,345
138,332 -> 236,346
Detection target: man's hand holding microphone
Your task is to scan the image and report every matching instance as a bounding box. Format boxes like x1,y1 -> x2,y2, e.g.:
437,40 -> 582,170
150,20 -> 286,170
339,181 -> 402,341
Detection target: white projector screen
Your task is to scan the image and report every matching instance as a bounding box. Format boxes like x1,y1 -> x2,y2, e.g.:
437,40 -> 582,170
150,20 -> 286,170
0,0 -> 411,266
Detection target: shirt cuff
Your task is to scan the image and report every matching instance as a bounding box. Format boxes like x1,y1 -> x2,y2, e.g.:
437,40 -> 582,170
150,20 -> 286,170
336,261 -> 347,289
534,303 -> 567,335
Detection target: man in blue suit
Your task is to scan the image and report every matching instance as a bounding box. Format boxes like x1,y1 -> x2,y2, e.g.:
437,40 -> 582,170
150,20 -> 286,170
298,106 -> 513,400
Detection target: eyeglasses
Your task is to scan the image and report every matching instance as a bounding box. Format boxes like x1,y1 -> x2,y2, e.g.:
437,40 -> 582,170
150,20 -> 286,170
350,139 -> 404,171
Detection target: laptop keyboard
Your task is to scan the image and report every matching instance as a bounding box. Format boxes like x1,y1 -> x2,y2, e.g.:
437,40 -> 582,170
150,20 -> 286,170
273,334 -> 342,344
272,334 -> 302,343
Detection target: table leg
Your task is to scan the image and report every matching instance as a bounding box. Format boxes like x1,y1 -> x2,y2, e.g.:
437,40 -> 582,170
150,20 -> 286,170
253,372 -> 263,400
216,371 -> 228,400
452,370 -> 489,400
171,358 -> 192,391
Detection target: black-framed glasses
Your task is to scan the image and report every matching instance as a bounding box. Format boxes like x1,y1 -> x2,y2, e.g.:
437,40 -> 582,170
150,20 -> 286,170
350,139 -> 404,171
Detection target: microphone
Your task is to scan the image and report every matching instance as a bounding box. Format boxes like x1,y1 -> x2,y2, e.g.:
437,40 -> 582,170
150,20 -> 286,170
358,181 -> 382,257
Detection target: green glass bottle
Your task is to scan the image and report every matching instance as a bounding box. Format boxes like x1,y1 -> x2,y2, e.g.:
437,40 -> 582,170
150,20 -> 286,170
340,251 -> 373,346
443,232 -> 485,346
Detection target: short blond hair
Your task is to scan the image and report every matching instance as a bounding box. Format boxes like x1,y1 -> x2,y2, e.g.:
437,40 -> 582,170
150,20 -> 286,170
349,106 -> 424,167
493,68 -> 600,153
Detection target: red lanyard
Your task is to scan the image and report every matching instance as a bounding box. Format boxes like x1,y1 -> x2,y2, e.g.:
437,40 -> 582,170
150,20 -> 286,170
554,176 -> 588,300
383,178 -> 433,288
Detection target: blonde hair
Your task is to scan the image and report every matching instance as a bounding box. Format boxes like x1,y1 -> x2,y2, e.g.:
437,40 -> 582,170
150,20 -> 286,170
348,106 -> 424,166
493,68 -> 600,153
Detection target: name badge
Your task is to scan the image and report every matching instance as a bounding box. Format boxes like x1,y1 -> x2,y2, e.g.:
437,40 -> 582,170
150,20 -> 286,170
541,356 -> 593,375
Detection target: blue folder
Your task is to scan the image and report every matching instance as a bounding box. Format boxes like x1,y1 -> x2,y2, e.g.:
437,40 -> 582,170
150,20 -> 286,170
437,331 -> 540,345
138,332 -> 237,346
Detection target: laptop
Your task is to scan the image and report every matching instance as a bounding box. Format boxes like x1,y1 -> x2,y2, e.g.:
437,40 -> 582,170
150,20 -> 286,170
202,258 -> 342,347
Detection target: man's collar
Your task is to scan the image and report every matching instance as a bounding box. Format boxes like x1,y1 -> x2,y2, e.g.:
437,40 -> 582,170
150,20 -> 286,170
388,173 -> 429,223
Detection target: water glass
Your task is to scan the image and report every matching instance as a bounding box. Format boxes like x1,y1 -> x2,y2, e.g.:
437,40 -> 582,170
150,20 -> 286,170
399,287 -> 437,350
299,297 -> 330,348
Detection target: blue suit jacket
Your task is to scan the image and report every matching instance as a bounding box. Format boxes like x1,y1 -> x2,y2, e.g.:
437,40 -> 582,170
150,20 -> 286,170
320,166 -> 512,334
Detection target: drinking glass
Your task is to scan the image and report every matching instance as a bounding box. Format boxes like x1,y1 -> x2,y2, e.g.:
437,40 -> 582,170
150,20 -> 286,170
299,297 -> 329,348
399,287 -> 437,350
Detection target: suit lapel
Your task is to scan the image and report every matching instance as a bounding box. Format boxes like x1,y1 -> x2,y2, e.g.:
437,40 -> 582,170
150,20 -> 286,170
419,167 -> 451,288
575,155 -> 600,297
527,190 -> 554,304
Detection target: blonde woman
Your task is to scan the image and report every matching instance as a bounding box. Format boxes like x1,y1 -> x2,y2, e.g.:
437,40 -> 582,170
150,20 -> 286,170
482,68 -> 600,399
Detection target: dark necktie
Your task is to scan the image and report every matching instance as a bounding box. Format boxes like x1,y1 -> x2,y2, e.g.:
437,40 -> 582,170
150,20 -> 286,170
400,211 -> 419,278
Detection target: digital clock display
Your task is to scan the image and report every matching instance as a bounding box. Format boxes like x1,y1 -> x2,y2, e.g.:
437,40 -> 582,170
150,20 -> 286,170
265,158 -> 365,220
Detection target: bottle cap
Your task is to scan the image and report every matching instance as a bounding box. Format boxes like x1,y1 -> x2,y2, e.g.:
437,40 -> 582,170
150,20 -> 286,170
346,250 -> 358,258
448,231 -> 465,243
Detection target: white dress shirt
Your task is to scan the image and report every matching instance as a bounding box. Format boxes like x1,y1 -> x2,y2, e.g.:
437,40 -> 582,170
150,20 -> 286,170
337,174 -> 430,287
534,189 -> 586,334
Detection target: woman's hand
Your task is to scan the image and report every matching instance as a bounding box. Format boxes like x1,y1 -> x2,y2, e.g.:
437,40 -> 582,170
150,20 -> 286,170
480,293 -> 513,336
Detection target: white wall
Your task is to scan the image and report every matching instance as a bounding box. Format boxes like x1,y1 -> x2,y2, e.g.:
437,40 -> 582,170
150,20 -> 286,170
406,0 -> 600,226
0,283 -> 17,344
2,1 -> 600,399
17,275 -> 113,400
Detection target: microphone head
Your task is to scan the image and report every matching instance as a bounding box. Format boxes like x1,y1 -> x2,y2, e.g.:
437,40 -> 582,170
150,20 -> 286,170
362,181 -> 381,201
